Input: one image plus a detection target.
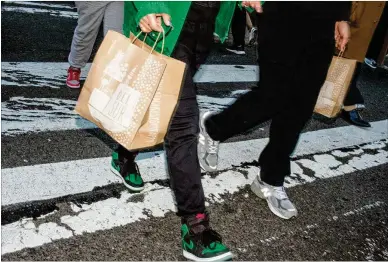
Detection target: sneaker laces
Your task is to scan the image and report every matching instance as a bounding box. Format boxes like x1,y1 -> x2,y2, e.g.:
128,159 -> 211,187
208,139 -> 219,154
273,186 -> 288,200
188,214 -> 223,249
200,228 -> 223,248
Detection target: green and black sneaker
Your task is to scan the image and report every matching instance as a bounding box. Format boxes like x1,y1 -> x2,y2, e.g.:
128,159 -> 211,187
181,212 -> 233,261
111,151 -> 144,192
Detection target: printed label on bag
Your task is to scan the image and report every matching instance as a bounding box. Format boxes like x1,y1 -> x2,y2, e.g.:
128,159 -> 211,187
88,83 -> 141,132
104,50 -> 128,82
321,81 -> 335,99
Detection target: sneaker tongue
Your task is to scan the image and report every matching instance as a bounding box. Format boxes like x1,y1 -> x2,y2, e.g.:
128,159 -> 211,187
196,213 -> 206,220
188,213 -> 209,234
191,224 -> 207,234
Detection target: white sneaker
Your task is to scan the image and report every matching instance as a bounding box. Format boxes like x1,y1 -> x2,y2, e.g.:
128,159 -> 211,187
251,176 -> 298,219
198,112 -> 220,172
248,27 -> 258,45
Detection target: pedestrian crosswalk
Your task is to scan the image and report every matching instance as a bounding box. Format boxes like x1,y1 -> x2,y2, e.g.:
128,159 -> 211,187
1,1 -> 388,260
2,61 -> 388,253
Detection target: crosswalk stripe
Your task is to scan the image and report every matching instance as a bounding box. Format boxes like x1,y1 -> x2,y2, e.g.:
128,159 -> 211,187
1,95 -> 236,136
1,62 -> 259,88
2,120 -> 387,207
3,1 -> 75,10
2,139 -> 387,255
1,6 -> 77,19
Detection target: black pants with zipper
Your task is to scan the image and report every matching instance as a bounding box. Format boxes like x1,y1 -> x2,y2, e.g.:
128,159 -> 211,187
205,3 -> 348,186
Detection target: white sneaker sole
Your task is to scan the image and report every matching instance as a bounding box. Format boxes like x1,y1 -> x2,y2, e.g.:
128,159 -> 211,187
250,179 -> 296,220
67,83 -> 80,89
225,48 -> 246,55
110,165 -> 144,192
183,250 -> 233,261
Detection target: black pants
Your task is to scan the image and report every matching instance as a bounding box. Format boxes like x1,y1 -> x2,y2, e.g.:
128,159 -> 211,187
231,4 -> 246,47
119,3 -> 218,217
366,4 -> 388,61
164,3 -> 219,217
206,12 -> 336,186
343,63 -> 364,106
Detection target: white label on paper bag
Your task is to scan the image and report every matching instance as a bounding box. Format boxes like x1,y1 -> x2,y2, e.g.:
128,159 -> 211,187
88,83 -> 141,132
103,50 -> 128,82
321,81 -> 335,99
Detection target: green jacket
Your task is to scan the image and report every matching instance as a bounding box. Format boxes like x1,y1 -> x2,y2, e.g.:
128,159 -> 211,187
123,1 -> 237,56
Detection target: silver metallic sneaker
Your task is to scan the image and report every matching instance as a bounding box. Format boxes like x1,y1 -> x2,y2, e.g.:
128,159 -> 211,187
251,176 -> 298,219
198,111 -> 220,172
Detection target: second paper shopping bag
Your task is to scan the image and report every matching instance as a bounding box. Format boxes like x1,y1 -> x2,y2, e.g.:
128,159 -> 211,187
314,55 -> 357,118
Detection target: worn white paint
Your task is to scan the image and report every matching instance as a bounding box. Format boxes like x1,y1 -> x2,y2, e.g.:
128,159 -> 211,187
2,142 -> 387,255
259,201 -> 385,245
1,62 -> 258,88
1,63 -> 91,88
342,201 -> 385,217
1,97 -> 95,135
1,6 -> 77,19
1,95 -> 236,135
193,64 -> 259,83
2,121 -> 387,206
4,1 -> 74,10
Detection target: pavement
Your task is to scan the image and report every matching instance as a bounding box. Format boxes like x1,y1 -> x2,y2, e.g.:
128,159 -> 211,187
1,1 -> 388,261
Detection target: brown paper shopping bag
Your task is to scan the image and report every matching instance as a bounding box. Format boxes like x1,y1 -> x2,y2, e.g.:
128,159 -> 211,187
75,30 -> 169,150
129,34 -> 186,150
314,54 -> 357,118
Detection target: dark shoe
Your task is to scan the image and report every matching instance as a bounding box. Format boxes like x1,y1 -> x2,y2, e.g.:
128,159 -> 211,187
111,151 -> 144,191
181,213 -> 233,261
341,109 -> 371,128
225,44 -> 245,55
364,58 -> 377,69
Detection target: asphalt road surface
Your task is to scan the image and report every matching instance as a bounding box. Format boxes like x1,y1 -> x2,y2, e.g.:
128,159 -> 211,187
1,1 -> 388,261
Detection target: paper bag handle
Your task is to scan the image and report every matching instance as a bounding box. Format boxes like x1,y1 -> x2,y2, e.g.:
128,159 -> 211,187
327,50 -> 344,77
132,28 -> 165,55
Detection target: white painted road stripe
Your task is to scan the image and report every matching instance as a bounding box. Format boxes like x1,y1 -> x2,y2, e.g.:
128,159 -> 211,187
2,140 -> 387,255
1,95 -> 236,136
1,62 -> 259,88
1,62 -> 92,88
3,1 -> 75,10
1,6 -> 77,19
2,120 -> 387,206
193,64 -> 259,83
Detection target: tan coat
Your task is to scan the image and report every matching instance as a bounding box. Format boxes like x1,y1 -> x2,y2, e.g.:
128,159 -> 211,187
343,1 -> 386,62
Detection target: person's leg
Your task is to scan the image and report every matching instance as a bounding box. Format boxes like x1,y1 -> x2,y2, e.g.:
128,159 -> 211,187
250,25 -> 335,219
343,63 -> 364,108
366,4 -> 388,62
247,11 -> 258,45
259,36 -> 335,187
165,3 -> 232,261
341,63 -> 371,127
68,1 -> 106,69
67,1 -> 106,88
103,1 -> 124,35
204,12 -> 304,144
226,4 -> 246,54
96,1 -> 142,190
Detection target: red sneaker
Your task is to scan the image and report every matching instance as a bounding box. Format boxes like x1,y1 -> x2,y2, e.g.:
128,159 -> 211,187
66,67 -> 81,88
